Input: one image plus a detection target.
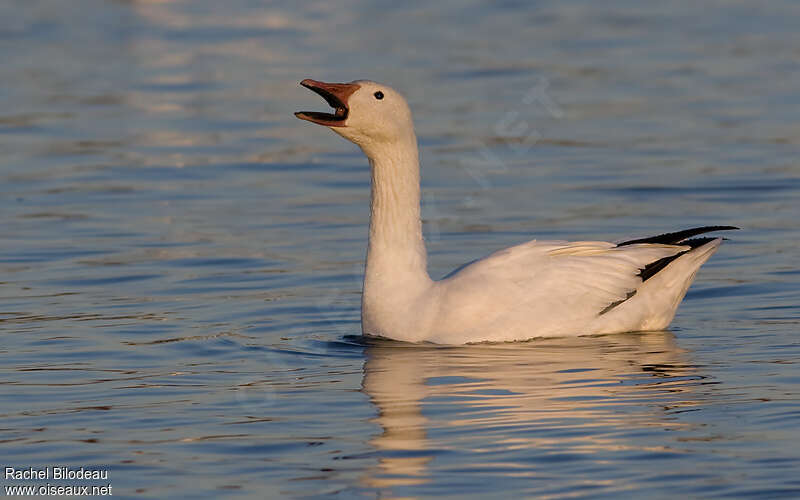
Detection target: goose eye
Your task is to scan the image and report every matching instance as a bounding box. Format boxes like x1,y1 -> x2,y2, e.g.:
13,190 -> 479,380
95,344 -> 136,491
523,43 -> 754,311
374,91 -> 384,100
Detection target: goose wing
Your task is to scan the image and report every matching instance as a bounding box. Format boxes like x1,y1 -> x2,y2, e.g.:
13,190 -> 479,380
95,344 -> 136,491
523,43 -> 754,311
438,227 -> 737,337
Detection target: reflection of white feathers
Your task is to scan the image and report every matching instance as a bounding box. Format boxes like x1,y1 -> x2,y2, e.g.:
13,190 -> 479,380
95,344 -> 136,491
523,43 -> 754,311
361,333 -> 696,487
297,79 -> 734,343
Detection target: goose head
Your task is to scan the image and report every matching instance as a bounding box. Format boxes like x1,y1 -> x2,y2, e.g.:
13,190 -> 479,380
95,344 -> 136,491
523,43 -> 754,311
295,79 -> 415,151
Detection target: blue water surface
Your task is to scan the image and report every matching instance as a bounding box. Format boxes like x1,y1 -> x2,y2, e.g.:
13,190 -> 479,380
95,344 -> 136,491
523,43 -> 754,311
1,0 -> 799,498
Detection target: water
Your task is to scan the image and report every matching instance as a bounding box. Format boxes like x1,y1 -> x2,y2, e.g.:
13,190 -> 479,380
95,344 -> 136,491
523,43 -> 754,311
1,0 -> 799,498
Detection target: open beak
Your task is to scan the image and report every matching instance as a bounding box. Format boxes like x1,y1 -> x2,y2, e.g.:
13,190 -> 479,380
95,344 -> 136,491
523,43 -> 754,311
295,79 -> 360,127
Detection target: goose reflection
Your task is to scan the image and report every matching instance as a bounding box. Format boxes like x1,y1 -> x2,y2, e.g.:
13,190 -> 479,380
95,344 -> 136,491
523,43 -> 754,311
361,331 -> 703,488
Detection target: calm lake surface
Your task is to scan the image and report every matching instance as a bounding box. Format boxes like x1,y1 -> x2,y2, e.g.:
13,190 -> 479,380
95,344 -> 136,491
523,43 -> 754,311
1,0 -> 799,498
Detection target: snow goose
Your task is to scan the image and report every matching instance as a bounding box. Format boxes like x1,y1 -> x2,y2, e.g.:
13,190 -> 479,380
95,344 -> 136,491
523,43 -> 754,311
295,78 -> 736,344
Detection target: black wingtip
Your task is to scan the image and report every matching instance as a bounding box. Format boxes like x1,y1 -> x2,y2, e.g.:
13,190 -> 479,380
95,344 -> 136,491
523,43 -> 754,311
598,226 -> 738,317
617,225 -> 739,247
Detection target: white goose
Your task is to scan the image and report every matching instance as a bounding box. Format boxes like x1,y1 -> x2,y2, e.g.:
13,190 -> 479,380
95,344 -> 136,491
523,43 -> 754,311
295,79 -> 736,344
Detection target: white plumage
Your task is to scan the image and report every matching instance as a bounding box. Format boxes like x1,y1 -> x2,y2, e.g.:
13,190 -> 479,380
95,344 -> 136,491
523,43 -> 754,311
296,79 -> 735,344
